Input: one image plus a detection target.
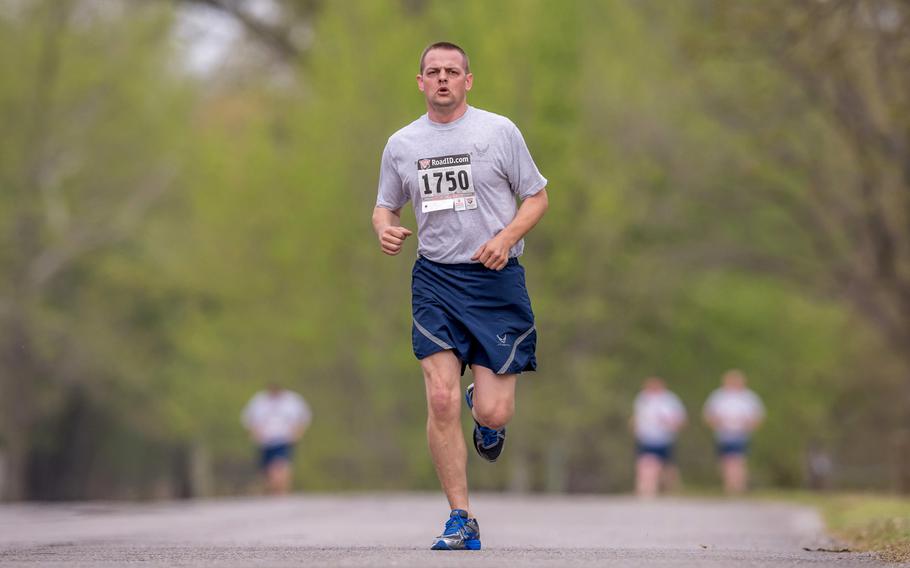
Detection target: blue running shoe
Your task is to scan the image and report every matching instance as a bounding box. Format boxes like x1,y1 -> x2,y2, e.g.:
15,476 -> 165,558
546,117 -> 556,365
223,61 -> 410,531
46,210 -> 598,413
431,509 -> 481,550
465,383 -> 506,462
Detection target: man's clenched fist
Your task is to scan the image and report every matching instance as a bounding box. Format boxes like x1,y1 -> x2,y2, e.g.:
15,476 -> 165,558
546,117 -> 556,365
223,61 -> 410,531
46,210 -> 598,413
379,226 -> 413,255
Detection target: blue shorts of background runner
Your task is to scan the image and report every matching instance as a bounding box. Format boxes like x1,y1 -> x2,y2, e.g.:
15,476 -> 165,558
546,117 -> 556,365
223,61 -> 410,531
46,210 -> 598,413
259,443 -> 293,469
411,256 -> 537,375
636,442 -> 674,462
716,438 -> 750,456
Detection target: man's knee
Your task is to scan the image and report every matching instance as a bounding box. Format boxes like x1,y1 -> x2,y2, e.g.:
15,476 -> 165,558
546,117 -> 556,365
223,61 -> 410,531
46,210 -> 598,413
473,399 -> 513,430
637,455 -> 661,470
427,385 -> 460,421
423,359 -> 461,421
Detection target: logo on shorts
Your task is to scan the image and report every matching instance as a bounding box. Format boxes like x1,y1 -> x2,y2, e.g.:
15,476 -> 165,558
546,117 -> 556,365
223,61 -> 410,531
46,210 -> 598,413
496,333 -> 510,346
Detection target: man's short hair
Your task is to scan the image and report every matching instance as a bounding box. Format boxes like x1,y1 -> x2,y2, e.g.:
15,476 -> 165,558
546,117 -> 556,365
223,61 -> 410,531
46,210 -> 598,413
419,42 -> 470,74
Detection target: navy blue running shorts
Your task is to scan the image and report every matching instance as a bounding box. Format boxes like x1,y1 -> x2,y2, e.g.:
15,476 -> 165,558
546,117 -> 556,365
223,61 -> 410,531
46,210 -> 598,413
716,438 -> 750,456
411,256 -> 537,375
636,442 -> 674,463
259,443 -> 293,469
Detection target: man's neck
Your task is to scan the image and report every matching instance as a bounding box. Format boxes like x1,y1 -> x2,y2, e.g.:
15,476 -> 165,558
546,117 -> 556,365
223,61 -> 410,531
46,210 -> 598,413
427,102 -> 468,124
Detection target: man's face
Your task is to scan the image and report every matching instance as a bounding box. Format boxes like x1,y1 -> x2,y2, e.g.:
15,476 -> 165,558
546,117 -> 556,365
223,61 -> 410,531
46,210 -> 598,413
644,377 -> 665,393
417,48 -> 472,110
723,371 -> 746,390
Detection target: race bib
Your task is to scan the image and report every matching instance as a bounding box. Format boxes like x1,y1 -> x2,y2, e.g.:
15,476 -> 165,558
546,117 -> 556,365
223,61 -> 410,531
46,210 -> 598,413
417,154 -> 478,213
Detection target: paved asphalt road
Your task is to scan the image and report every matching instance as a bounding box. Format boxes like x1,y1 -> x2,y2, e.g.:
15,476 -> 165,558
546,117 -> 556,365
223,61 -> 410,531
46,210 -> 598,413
0,493 -> 900,567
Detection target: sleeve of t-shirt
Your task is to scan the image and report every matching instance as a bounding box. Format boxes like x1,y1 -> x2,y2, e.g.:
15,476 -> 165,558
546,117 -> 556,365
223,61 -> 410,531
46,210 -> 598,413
241,395 -> 257,428
375,140 -> 409,210
703,392 -> 718,419
749,392 -> 766,420
295,395 -> 313,428
632,393 -> 644,419
506,123 -> 548,199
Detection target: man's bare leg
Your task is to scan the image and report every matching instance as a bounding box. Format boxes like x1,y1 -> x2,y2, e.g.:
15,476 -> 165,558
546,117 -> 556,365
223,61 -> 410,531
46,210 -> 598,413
661,462 -> 681,493
722,455 -> 748,494
266,461 -> 292,495
469,364 -> 516,429
635,455 -> 661,498
422,350 -> 470,512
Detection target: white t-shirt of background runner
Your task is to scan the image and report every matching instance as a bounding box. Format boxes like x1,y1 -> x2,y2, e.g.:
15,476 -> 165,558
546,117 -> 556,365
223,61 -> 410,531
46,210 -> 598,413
376,106 -> 548,265
241,390 -> 312,446
634,390 -> 687,446
703,388 -> 765,442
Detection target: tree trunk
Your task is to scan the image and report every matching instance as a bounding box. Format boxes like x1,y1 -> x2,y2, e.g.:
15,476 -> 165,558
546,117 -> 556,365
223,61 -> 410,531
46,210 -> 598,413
0,315 -> 39,501
892,428 -> 910,494
545,445 -> 568,493
895,364 -> 910,494
1,442 -> 28,502
188,441 -> 214,498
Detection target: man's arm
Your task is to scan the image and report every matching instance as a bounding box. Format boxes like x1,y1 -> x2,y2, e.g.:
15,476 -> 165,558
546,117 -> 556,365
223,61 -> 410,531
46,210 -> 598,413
703,407 -> 719,430
669,415 -> 687,432
472,189 -> 549,270
372,206 -> 413,256
243,419 -> 266,444
669,398 -> 688,432
748,396 -> 766,431
290,398 -> 311,442
745,411 -> 764,432
241,401 -> 258,440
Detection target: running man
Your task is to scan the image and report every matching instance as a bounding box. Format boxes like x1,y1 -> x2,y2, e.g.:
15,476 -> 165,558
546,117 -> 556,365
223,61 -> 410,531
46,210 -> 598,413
241,383 -> 312,495
703,370 -> 765,494
372,42 -> 548,550
632,377 -> 687,498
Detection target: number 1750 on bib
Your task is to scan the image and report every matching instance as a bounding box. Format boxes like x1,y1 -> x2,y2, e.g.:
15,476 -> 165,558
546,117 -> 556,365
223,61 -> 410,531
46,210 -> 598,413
417,153 -> 476,213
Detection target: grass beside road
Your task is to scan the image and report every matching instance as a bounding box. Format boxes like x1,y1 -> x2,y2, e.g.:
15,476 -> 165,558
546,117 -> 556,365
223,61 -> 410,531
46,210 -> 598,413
766,491 -> 910,563
820,494 -> 910,563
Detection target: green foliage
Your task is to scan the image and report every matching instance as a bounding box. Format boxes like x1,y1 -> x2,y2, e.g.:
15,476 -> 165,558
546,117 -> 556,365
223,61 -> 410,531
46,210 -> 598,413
0,1 -> 195,498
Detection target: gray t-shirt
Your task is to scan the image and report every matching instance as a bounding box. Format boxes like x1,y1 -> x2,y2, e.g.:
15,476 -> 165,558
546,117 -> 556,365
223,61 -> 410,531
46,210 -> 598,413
376,106 -> 547,264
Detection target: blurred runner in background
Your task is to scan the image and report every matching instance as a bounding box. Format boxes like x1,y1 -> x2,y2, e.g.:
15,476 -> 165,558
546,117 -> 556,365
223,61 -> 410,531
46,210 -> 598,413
631,377 -> 687,497
703,370 -> 765,494
242,383 -> 312,495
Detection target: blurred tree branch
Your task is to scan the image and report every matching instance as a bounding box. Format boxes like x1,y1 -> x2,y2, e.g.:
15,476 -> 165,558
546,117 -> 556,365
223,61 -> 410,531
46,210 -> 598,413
177,0 -> 310,61
26,168 -> 175,290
